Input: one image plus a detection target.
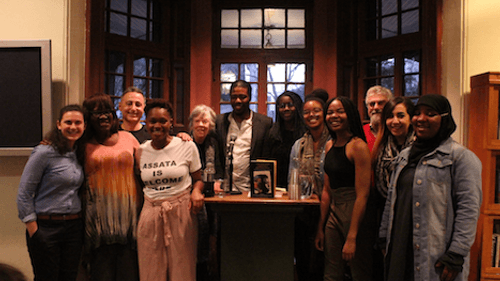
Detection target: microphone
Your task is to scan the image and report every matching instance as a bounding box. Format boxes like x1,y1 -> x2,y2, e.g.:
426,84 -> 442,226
227,134 -> 237,157
224,134 -> 241,194
229,134 -> 237,146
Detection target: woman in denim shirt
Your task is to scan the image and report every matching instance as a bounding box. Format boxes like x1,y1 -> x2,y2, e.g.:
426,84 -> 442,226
17,105 -> 86,281
379,94 -> 482,281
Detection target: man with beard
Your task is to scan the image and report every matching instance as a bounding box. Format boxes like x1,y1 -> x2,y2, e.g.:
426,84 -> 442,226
215,80 -> 273,192
363,86 -> 393,151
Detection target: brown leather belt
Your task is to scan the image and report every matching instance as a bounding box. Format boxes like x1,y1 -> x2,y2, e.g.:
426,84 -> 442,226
37,213 -> 82,221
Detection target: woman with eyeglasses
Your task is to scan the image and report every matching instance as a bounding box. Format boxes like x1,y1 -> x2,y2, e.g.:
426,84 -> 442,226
289,89 -> 330,281
81,93 -> 141,281
379,94 -> 482,281
265,91 -> 306,189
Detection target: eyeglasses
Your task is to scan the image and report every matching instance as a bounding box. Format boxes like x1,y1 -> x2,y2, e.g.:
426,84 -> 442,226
278,102 -> 295,109
90,110 -> 113,117
303,108 -> 323,115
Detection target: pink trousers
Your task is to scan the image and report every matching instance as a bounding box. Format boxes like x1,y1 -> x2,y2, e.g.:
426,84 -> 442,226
137,190 -> 198,281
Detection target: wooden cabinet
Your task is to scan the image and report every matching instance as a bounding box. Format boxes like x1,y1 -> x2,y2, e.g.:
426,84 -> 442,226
468,72 -> 500,280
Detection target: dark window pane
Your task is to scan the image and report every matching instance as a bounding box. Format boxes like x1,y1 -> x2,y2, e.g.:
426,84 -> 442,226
267,83 -> 285,102
131,0 -> 147,17
382,0 -> 397,16
150,58 -> 162,77
264,9 -> 285,28
220,8 -> 305,50
220,83 -> 231,102
382,15 -> 398,38
241,30 -> 262,48
133,57 -> 147,76
288,9 -> 305,28
241,9 -> 262,28
250,84 -> 258,102
267,104 -> 276,121
150,80 -> 163,99
404,74 -> 420,97
381,55 -> 395,76
404,50 -> 420,74
110,12 -> 128,36
131,18 -> 147,40
268,63 -> 286,82
221,10 -> 239,28
381,77 -> 394,92
288,30 -> 305,49
220,104 -> 232,114
107,74 -> 125,96
110,0 -> 127,13
402,0 -> 419,10
114,99 -> 122,119
366,57 -> 379,77
240,64 -> 259,82
133,78 -> 147,93
287,84 -> 305,100
106,51 -> 125,73
264,29 -> 285,49
287,63 -> 306,83
402,10 -> 419,34
221,30 -> 239,48
221,64 -> 238,82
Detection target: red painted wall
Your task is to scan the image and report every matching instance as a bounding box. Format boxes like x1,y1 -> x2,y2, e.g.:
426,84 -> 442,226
190,0 -> 213,112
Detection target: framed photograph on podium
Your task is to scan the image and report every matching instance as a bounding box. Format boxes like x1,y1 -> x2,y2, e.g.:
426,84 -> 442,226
250,159 -> 276,198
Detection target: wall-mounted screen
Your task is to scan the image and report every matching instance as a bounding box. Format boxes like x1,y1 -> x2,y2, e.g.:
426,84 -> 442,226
0,40 -> 52,156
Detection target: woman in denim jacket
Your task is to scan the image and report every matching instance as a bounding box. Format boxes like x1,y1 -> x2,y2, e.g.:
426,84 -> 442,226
379,94 -> 482,281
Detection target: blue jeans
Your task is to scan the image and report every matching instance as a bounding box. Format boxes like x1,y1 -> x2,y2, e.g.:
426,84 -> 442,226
26,218 -> 83,281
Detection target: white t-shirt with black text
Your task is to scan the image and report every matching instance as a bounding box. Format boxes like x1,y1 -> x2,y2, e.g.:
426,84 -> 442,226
139,137 -> 201,200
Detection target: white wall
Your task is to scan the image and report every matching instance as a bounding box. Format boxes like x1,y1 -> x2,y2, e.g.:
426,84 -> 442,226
0,0 -> 86,278
442,0 -> 500,144
465,0 -> 500,80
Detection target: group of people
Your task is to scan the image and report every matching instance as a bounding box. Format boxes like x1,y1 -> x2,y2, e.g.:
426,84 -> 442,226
16,79 -> 482,281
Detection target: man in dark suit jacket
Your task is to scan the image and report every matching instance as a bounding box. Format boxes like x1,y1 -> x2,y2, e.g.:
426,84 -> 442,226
215,80 -> 273,192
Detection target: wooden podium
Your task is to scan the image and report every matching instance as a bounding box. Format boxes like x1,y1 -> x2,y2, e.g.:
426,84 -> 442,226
205,192 -> 319,281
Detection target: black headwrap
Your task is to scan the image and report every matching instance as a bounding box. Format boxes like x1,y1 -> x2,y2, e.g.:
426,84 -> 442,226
408,94 -> 456,164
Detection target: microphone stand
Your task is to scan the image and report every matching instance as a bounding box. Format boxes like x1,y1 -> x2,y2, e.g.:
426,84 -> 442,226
203,146 -> 215,197
224,136 -> 241,195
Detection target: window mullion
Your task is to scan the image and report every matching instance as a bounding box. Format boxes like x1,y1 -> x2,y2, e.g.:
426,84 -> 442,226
258,60 -> 267,113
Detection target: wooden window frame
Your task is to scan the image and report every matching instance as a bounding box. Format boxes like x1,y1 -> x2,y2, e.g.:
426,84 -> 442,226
356,0 -> 441,121
86,0 -> 191,131
212,0 -> 313,116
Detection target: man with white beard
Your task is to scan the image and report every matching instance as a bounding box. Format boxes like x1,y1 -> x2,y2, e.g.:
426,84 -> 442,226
363,86 -> 393,151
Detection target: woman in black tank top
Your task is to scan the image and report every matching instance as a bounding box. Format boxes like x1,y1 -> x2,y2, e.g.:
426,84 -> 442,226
315,97 -> 372,281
